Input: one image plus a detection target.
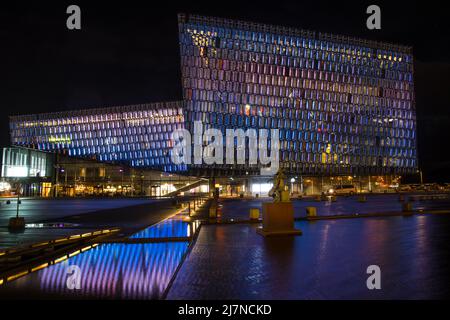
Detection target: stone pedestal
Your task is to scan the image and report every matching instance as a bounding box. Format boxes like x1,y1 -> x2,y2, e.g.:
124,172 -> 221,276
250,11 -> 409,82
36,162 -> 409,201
257,202 -> 302,237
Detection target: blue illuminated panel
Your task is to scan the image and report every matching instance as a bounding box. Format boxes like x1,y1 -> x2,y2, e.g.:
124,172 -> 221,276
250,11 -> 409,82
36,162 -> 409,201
9,102 -> 187,172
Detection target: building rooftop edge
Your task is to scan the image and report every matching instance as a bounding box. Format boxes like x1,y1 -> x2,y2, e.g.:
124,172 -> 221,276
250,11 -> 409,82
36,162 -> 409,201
177,13 -> 413,54
9,100 -> 185,120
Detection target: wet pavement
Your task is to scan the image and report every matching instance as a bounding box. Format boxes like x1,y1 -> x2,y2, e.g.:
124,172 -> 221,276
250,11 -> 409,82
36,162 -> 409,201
0,199 -> 177,249
0,227 -> 97,250
0,198 -> 153,226
167,214 -> 450,299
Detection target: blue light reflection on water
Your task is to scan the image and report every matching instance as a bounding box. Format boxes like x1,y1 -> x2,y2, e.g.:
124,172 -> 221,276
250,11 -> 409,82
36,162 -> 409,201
36,242 -> 188,299
130,218 -> 200,239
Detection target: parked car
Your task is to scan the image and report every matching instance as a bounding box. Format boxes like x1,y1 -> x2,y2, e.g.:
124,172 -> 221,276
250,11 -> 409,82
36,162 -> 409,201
328,184 -> 357,195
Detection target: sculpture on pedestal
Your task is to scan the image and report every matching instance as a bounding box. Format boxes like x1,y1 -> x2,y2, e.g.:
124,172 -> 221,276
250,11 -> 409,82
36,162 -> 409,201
257,169 -> 302,237
268,169 -> 286,202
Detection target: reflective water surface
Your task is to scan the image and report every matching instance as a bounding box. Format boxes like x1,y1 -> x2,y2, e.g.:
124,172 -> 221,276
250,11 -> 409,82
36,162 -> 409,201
130,217 -> 200,239
0,242 -> 189,299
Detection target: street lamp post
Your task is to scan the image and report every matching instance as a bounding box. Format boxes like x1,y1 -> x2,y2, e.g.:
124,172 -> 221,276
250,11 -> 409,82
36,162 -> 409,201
8,183 -> 25,230
290,177 -> 295,195
418,170 -> 423,185
300,175 -> 303,195
119,168 -> 124,195
54,164 -> 59,197
16,184 -> 20,219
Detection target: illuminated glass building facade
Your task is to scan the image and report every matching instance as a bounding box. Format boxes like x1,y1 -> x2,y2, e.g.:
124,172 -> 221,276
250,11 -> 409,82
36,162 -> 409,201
9,102 -> 187,172
178,14 -> 417,176
9,14 -> 417,178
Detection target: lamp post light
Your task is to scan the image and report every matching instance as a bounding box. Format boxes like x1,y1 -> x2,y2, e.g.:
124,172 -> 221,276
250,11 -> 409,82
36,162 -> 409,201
62,168 -> 67,185
290,177 -> 295,194
119,168 -> 124,195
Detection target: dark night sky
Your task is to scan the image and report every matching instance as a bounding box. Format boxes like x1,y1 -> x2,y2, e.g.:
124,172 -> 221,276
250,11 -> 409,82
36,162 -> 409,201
1,1 -> 449,181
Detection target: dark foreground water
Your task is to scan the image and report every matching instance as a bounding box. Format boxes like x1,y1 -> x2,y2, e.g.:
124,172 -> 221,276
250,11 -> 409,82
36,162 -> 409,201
0,242 -> 189,299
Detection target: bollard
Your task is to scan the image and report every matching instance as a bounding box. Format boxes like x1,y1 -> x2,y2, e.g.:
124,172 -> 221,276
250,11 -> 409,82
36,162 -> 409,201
306,206 -> 317,217
314,195 -> 322,202
209,205 -> 217,218
249,208 -> 260,220
330,196 -> 337,202
398,195 -> 405,202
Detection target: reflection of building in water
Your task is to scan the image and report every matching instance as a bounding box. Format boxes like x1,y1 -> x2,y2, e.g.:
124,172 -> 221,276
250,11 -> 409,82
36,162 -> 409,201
38,243 -> 188,299
130,217 -> 200,239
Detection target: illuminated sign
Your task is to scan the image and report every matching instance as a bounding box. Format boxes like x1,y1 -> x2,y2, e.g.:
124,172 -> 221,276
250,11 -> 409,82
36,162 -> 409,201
49,136 -> 71,143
